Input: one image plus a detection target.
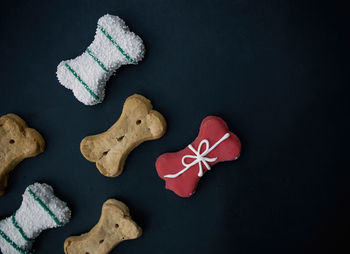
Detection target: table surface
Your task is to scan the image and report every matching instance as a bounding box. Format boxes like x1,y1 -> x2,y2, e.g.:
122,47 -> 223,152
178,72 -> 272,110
0,0 -> 349,253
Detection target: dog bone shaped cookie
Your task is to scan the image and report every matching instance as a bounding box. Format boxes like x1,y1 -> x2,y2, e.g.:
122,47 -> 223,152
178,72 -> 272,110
81,94 -> 167,177
64,199 -> 142,254
0,183 -> 71,254
0,114 -> 45,196
156,116 -> 241,198
57,14 -> 145,105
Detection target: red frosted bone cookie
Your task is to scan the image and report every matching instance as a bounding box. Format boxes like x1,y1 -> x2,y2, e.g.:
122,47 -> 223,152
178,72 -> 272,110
156,116 -> 241,198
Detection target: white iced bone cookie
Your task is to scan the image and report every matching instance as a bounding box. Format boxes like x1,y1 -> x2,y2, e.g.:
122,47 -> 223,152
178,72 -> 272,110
57,14 -> 145,105
0,183 -> 71,254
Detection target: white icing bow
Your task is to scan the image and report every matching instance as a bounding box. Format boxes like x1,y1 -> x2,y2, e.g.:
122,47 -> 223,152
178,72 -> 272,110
164,133 -> 230,178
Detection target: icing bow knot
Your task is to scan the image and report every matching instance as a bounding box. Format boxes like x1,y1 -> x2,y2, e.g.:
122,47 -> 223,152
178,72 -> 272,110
182,140 -> 217,177
164,133 -> 230,178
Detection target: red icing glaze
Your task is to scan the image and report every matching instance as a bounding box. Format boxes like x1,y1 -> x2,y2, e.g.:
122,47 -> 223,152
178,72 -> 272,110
155,116 -> 241,198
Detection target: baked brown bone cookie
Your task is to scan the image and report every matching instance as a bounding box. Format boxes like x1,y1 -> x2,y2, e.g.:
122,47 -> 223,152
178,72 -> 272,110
0,114 -> 45,195
80,94 -> 167,177
64,199 -> 142,254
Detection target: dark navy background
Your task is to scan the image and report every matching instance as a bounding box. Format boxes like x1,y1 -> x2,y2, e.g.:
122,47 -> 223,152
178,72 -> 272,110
0,0 -> 350,253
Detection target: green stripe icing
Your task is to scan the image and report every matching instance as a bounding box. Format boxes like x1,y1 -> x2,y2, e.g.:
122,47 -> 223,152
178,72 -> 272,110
28,188 -> 63,227
0,229 -> 33,254
12,212 -> 33,242
64,63 -> 102,103
97,24 -> 136,64
86,48 -> 110,72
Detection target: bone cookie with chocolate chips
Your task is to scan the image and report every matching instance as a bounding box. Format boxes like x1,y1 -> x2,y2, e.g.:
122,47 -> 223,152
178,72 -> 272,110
0,114 -> 45,196
64,199 -> 142,254
80,94 -> 167,177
